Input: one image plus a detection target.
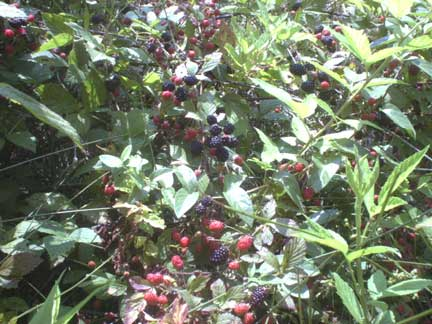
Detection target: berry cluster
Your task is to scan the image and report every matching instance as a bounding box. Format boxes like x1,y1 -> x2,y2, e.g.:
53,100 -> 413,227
209,245 -> 229,264
205,115 -> 239,162
195,196 -> 213,215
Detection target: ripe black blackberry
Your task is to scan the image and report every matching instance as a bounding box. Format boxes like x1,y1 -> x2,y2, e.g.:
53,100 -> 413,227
9,18 -> 26,28
223,123 -> 235,135
250,287 -> 267,306
209,246 -> 229,264
321,36 -> 334,46
216,147 -> 229,162
209,136 -> 222,148
195,203 -> 206,214
209,124 -> 222,136
227,136 -> 239,148
201,196 -> 213,207
162,81 -> 175,92
317,72 -> 330,82
184,75 -> 199,86
175,87 -> 188,102
291,0 -> 302,11
301,80 -> 315,93
146,42 -> 157,53
289,63 -> 306,76
207,115 -> 218,125
314,25 -> 324,34
190,141 -> 203,155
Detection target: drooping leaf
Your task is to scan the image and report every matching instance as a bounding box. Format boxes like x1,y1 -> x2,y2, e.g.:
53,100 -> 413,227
174,189 -> 199,218
0,83 -> 82,148
381,103 -> 415,138
308,156 -> 341,191
29,277 -> 61,324
333,273 -> 365,323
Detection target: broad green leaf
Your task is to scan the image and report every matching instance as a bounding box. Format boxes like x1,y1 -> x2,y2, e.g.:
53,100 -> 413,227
378,147 -> 428,207
406,35 -> 432,50
416,217 -> 432,229
308,156 -> 341,191
69,228 -> 102,244
223,186 -> 254,225
120,145 -> 132,162
368,271 -> 387,299
43,236 -> 75,261
201,52 -> 222,73
383,0 -> 414,18
6,131 -> 36,152
411,58 -> 432,78
174,189 -> 199,218
255,128 -> 280,163
175,165 -> 198,193
291,116 -> 310,143
0,253 -> 42,279
99,155 -> 123,168
0,84 -> 82,148
333,273 -> 365,323
29,278 -> 61,324
281,237 -> 306,272
346,246 -> 399,263
251,78 -> 314,118
333,26 -> 371,62
38,83 -> 80,114
379,279 -> 432,298
274,171 -> 304,211
38,33 -> 73,53
366,47 -> 404,65
381,104 -> 415,138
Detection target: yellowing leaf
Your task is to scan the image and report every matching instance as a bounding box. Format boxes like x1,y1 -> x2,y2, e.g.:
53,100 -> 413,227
383,0 -> 414,18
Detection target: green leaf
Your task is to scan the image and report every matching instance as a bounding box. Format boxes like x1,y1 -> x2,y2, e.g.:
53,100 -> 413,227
0,83 -> 82,148
365,47 -> 404,65
274,171 -> 304,211
223,186 -> 254,226
381,104 -> 415,138
255,128 -> 280,163
333,26 -> 371,62
120,145 -> 132,162
368,271 -> 387,299
38,33 -> 74,53
201,52 -> 222,73
291,116 -> 310,143
210,279 -> 226,299
383,0 -> 414,18
0,253 -> 43,279
346,246 -> 400,263
304,60 -> 349,89
251,78 -> 314,118
29,277 -> 61,324
69,228 -> 102,244
308,156 -> 341,191
6,131 -> 37,152
378,147 -> 428,207
333,273 -> 365,323
37,83 -> 80,114
174,189 -> 199,218
406,36 -> 432,50
379,279 -> 432,298
175,165 -> 198,193
43,236 -> 75,261
99,155 -> 123,168
281,237 -> 306,272
411,58 -> 432,78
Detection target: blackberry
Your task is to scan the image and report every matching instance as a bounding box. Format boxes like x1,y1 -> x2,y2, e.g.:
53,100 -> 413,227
321,36 -> 334,46
195,203 -> 206,214
207,115 -> 218,125
227,136 -> 239,148
318,90 -> 333,101
209,246 -> 229,264
201,196 -> 213,207
317,72 -> 330,82
216,147 -> 229,162
91,14 -> 105,24
105,74 -> 121,91
146,42 -> 157,53
209,136 -> 222,148
190,141 -> 203,155
301,80 -> 315,93
304,63 -> 315,71
161,31 -> 172,42
175,87 -> 188,102
222,136 -> 231,146
9,18 -> 26,28
291,0 -> 302,11
314,25 -> 324,34
250,287 -> 267,306
209,124 -> 222,136
162,81 -> 175,92
184,75 -> 199,86
223,123 -> 235,135
289,63 -> 306,76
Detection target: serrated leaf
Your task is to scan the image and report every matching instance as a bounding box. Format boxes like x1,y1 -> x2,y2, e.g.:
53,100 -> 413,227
38,33 -> 74,53
291,116 -> 310,143
304,61 -> 349,89
0,83 -> 82,148
210,279 -> 226,299
255,128 -> 280,163
174,189 -> 199,218
333,273 -> 365,323
366,47 -> 403,65
175,165 -> 198,193
43,236 -> 75,261
251,78 -> 314,118
383,0 -> 414,18
274,171 -> 304,211
308,156 -> 341,191
99,154 -> 123,168
281,237 -> 306,272
381,104 -> 415,138
216,313 -> 242,324
201,52 -> 223,73
332,26 -> 371,62
368,271 -> 387,299
223,185 -> 253,225
379,279 -> 432,298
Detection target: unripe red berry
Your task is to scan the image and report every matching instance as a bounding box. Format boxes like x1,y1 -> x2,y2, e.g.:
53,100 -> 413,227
243,312 -> 256,324
367,98 -> 377,106
204,42 -> 215,51
190,37 -> 198,45
144,292 -> 159,305
161,90 -> 173,100
320,81 -> 330,90
379,15 -> 385,23
322,29 -> 330,36
179,236 -> 190,247
208,220 -> 225,232
112,88 -> 120,97
234,303 -> 251,316
389,59 -> 400,70
4,29 -> 15,39
158,295 -> 169,305
228,260 -> 240,270
161,120 -> 170,129
237,235 -> 253,251
234,155 -> 244,166
294,162 -> 305,172
201,19 -> 211,28
87,260 -> 97,268
334,25 -> 342,33
302,187 -> 315,201
187,50 -> 196,59
194,169 -> 202,177
104,184 -> 116,196
27,14 -> 35,23
171,255 -> 184,269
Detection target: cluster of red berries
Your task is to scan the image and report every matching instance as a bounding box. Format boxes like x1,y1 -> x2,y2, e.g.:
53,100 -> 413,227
314,25 -> 339,52
102,173 -> 116,196
143,290 -> 169,306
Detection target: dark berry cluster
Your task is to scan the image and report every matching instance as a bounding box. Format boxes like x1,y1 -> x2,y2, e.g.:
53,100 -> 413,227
289,63 -> 306,76
204,115 -> 239,162
195,196 -> 213,215
209,246 -> 229,264
250,286 -> 267,306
